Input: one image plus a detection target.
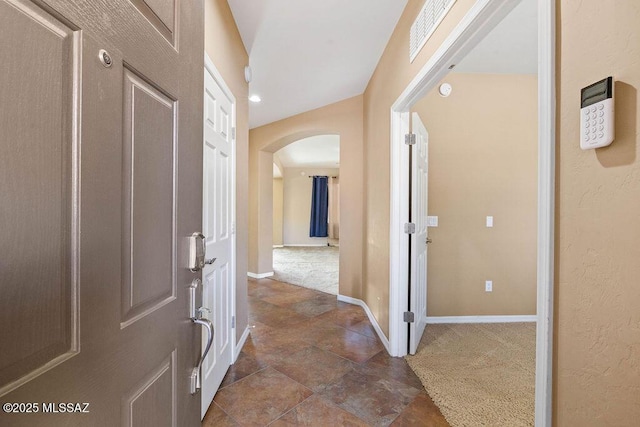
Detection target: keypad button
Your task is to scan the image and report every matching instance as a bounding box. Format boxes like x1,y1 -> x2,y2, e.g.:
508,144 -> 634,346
591,113 -> 597,119
598,111 -> 604,117
585,121 -> 590,128
590,106 -> 596,112
598,132 -> 604,138
598,104 -> 604,110
598,125 -> 604,131
599,118 -> 604,124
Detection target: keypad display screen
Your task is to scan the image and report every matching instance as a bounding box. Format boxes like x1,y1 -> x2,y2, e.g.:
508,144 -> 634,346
581,77 -> 612,107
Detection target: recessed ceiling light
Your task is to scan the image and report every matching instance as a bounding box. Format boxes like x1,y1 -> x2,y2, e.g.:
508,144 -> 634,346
249,94 -> 261,103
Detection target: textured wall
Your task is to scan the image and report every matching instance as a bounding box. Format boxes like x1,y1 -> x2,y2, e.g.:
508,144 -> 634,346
555,1 -> 640,424
413,72 -> 537,317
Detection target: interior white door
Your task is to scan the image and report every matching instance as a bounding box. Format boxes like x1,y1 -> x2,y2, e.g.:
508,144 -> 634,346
201,57 -> 235,417
409,112 -> 429,354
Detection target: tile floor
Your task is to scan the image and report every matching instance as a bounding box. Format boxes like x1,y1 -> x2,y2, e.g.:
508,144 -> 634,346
203,278 -> 449,427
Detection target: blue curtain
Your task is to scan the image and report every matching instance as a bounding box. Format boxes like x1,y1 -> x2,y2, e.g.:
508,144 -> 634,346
309,176 -> 329,237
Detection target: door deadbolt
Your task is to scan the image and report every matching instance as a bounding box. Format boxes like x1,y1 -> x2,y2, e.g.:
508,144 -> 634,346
187,233 -> 216,271
188,232 -> 206,272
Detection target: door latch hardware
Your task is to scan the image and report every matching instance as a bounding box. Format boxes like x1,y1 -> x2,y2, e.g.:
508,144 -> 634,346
189,317 -> 213,395
188,278 -> 215,395
404,311 -> 415,323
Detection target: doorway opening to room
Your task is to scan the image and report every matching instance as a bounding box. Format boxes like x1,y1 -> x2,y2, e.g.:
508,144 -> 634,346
388,0 -> 555,425
271,135 -> 340,295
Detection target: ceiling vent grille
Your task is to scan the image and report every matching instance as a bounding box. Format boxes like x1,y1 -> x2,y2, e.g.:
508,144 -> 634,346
410,0 -> 457,62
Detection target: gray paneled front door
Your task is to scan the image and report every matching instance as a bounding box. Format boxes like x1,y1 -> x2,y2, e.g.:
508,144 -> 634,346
0,0 -> 204,425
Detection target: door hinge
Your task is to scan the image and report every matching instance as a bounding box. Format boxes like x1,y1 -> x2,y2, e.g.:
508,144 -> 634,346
404,222 -> 416,234
405,133 -> 416,145
231,315 -> 235,328
231,127 -> 236,140
404,311 -> 415,323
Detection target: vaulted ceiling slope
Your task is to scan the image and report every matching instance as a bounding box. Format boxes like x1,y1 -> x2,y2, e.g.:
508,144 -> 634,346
227,0 -> 408,129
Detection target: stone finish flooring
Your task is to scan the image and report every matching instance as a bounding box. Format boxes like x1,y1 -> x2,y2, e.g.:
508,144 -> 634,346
203,278 -> 449,427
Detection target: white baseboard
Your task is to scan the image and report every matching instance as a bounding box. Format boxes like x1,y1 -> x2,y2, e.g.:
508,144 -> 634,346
283,244 -> 327,247
424,315 -> 537,324
337,295 -> 391,354
272,245 -> 284,248
247,271 -> 274,279
233,326 -> 250,363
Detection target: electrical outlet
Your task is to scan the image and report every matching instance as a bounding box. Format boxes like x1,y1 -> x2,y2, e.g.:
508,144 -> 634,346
485,280 -> 493,292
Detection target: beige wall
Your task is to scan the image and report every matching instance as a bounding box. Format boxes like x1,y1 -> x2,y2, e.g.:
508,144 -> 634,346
282,167 -> 339,246
204,0 -> 249,342
249,96 -> 364,298
362,0 -> 477,335
413,73 -> 537,316
273,178 -> 283,246
555,1 -> 640,425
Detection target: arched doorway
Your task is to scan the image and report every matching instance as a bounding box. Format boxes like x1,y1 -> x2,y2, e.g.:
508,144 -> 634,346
271,135 -> 340,294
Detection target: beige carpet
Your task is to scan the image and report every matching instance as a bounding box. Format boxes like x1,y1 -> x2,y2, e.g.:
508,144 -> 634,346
272,246 -> 338,294
406,323 -> 536,427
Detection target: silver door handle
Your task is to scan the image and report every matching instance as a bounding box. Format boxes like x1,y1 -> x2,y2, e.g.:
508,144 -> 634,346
204,258 -> 216,265
189,316 -> 214,394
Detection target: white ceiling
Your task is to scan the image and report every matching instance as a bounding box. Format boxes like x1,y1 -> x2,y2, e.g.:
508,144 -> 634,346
227,0 -> 408,129
274,135 -> 340,169
454,0 -> 537,74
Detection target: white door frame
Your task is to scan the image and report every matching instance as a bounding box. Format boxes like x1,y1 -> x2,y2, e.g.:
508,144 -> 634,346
203,52 -> 238,361
388,0 -> 555,426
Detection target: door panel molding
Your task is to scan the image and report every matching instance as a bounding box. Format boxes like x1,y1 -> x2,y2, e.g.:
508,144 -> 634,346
127,0 -> 179,48
120,66 -> 178,329
200,53 -> 236,418
0,0 -> 81,397
408,112 -> 429,354
121,349 -> 177,427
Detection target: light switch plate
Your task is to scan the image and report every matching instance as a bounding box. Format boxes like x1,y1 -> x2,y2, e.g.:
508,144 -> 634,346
486,216 -> 494,228
485,280 -> 493,292
427,216 -> 439,227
